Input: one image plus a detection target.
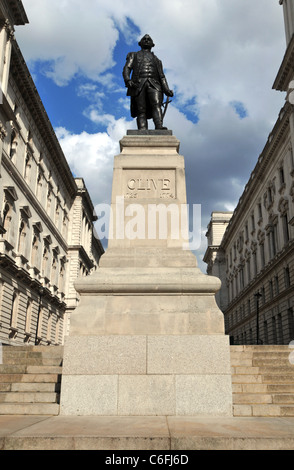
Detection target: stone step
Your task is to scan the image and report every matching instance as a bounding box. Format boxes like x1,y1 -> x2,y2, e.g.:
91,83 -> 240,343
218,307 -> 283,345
0,383 -> 11,392
272,394 -> 294,404
0,365 -> 27,374
232,383 -> 294,394
2,356 -> 63,366
11,382 -> 60,393
233,393 -> 273,404
230,351 -> 291,360
262,375 -> 294,384
1,346 -> 64,355
233,404 -> 294,417
268,384 -> 294,393
0,374 -> 61,383
0,391 -> 58,404
0,364 -> 62,374
231,366 -> 294,375
0,402 -> 60,415
0,365 -> 63,375
232,374 -> 263,384
25,366 -> 62,375
233,393 -> 294,405
252,358 -> 292,367
231,346 -> 290,352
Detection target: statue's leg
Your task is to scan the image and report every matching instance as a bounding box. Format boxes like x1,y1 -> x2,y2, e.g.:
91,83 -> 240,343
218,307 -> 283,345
137,115 -> 148,130
148,88 -> 166,130
136,88 -> 148,130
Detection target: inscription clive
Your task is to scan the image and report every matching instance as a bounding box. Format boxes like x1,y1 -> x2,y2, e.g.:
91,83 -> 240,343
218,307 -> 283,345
127,178 -> 171,191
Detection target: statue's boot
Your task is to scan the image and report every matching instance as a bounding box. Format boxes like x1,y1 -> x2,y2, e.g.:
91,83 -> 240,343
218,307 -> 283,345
153,106 -> 167,130
137,115 -> 148,130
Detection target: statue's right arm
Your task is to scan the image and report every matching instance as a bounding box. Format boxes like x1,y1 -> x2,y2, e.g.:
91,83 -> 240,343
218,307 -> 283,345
123,52 -> 135,86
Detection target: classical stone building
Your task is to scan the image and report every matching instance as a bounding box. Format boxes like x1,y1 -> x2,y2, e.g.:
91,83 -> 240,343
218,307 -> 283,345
0,0 -> 103,346
204,0 -> 294,345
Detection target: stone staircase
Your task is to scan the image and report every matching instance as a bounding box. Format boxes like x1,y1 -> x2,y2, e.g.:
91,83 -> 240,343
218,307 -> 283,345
1,344 -> 294,418
0,345 -> 63,415
231,345 -> 294,417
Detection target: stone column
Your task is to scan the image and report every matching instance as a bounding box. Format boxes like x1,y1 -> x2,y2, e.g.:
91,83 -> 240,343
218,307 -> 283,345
60,131 -> 233,417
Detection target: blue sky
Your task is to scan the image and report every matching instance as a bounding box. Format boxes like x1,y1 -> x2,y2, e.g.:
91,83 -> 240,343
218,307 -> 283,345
15,0 -> 287,271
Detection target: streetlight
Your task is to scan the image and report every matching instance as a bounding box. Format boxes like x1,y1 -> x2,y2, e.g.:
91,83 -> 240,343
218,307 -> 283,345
254,291 -> 262,345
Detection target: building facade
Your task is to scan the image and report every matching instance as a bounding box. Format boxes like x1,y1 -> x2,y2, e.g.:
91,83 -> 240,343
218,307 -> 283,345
204,0 -> 294,345
0,1 -> 103,346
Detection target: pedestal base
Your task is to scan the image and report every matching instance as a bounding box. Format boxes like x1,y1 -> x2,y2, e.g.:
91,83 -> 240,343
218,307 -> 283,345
60,335 -> 232,417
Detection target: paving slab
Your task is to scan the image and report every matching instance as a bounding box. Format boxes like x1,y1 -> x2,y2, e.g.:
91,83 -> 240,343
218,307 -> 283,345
0,415 -> 50,436
168,416 -> 294,450
1,415 -> 294,450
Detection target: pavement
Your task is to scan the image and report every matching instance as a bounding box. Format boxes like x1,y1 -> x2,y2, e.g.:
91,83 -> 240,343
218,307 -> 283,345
1,414 -> 294,451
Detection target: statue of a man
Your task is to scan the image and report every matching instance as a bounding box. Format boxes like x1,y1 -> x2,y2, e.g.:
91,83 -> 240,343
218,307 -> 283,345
123,34 -> 174,130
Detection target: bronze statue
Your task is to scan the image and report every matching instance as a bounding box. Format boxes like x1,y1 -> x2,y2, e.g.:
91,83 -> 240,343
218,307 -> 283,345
123,34 -> 174,130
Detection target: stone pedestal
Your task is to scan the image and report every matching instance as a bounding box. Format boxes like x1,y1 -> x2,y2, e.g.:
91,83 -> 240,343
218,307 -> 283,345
60,132 -> 233,417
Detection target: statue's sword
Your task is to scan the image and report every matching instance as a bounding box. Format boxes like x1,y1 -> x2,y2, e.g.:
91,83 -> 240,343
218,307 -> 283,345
162,96 -> 172,121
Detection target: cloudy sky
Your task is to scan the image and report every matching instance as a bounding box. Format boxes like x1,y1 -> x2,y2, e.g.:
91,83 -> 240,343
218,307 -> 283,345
15,0 -> 287,271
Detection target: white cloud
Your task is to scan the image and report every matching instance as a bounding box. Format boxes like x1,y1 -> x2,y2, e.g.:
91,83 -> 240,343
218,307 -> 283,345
55,127 -> 118,206
17,0 -> 119,86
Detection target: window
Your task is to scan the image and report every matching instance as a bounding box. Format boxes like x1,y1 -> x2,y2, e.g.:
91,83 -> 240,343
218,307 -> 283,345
59,257 -> 66,294
9,130 -> 17,159
278,313 -> 284,344
264,320 -> 269,344
10,290 -> 19,331
284,266 -> 291,289
0,280 -> 4,326
290,146 -> 294,170
2,202 -> 12,235
36,168 -> 44,200
251,213 -> 255,232
261,286 -> 266,305
36,304 -> 43,343
239,266 -> 244,290
260,243 -> 265,268
51,248 -> 60,287
245,223 -> 249,241
267,225 -> 278,259
246,257 -> 251,283
25,297 -> 33,337
42,246 -> 49,277
279,166 -> 285,186
275,275 -> 279,295
47,309 -> 53,344
272,316 -> 277,344
31,233 -> 39,267
46,187 -> 52,213
249,328 -> 253,344
282,213 -> 290,244
17,219 -> 26,253
253,251 -> 258,276
24,153 -> 32,183
288,308 -> 294,341
269,280 -> 274,299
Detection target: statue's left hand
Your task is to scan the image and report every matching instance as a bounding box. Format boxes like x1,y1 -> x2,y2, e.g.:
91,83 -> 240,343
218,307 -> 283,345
166,89 -> 174,97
